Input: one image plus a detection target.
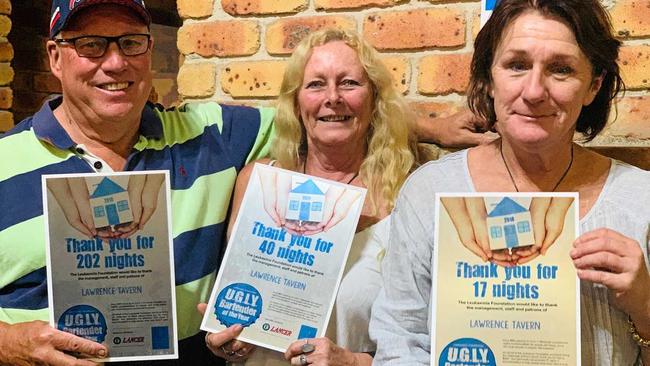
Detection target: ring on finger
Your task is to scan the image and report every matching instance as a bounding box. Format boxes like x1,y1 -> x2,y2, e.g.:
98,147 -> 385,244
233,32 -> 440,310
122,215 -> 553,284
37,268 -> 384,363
221,345 -> 236,357
234,346 -> 249,358
301,342 -> 315,354
299,354 -> 309,366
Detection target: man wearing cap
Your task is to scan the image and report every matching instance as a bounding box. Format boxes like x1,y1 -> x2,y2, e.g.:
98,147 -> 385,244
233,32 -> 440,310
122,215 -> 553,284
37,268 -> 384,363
0,1 -> 273,364
0,0 -> 491,365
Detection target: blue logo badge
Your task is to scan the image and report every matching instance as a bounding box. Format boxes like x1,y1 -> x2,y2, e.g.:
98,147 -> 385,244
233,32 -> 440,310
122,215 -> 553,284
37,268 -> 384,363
214,283 -> 262,327
57,304 -> 107,343
439,338 -> 496,366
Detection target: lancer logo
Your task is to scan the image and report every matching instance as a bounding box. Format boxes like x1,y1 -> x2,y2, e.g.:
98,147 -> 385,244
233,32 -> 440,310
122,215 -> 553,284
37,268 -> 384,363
269,326 -> 292,336
113,336 -> 145,345
122,336 -> 145,344
261,323 -> 292,336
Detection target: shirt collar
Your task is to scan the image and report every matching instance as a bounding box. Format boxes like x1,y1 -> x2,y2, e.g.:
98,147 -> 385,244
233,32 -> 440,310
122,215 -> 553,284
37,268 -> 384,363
32,96 -> 163,149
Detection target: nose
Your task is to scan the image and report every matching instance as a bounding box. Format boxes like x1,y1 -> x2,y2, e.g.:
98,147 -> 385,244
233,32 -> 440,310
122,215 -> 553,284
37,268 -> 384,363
324,85 -> 341,106
101,42 -> 128,73
521,67 -> 547,104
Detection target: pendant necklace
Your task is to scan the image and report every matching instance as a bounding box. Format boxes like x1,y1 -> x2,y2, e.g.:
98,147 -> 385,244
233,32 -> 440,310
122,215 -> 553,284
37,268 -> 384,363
500,142 -> 573,192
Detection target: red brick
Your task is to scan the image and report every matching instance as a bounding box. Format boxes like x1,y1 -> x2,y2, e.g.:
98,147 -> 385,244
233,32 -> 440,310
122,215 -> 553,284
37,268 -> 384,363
0,41 -> 12,62
222,0 -> 307,15
0,62 -> 13,86
178,63 -> 216,98
315,0 -> 404,10
602,96 -> 650,140
0,0 -> 10,15
410,100 -> 463,120
177,0 -> 213,19
177,21 -> 260,57
221,61 -> 287,98
418,53 -> 472,95
266,16 -> 356,55
0,87 -> 11,109
619,45 -> 650,89
363,8 -> 465,51
0,15 -> 9,37
0,110 -> 13,132
380,56 -> 410,94
610,0 -> 650,38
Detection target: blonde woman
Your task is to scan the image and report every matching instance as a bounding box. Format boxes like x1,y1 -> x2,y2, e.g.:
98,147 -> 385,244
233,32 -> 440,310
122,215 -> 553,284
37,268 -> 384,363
204,28 -> 418,366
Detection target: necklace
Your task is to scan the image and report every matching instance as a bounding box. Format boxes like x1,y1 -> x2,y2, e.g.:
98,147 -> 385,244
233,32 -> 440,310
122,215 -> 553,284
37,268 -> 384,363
302,161 -> 359,185
499,142 -> 573,192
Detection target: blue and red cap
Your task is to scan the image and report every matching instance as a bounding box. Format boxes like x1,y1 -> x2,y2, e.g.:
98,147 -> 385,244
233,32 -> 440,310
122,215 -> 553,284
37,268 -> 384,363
49,0 -> 151,39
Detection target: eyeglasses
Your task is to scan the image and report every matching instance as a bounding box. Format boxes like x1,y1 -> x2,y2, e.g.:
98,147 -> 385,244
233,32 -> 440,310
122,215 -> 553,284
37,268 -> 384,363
54,34 -> 151,58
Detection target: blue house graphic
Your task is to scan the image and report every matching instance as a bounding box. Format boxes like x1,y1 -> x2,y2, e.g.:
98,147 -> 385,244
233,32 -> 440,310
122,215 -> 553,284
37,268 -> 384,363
89,178 -> 133,228
486,197 -> 534,250
286,179 -> 325,223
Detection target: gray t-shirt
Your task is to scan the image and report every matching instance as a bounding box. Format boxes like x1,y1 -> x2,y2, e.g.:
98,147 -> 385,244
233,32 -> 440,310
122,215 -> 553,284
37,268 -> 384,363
369,149 -> 650,365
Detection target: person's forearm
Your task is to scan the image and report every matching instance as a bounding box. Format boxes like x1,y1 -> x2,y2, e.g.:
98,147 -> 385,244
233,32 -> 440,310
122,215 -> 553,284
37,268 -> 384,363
0,321 -> 9,365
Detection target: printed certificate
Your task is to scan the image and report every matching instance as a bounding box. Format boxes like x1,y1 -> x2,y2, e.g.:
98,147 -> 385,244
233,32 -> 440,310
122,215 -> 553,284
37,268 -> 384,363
43,171 -> 177,362
432,193 -> 580,366
202,164 -> 366,352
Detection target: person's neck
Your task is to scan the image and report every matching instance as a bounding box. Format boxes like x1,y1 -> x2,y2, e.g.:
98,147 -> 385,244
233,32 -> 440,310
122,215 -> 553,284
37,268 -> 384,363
498,138 -> 574,192
54,102 -> 140,171
303,141 -> 366,183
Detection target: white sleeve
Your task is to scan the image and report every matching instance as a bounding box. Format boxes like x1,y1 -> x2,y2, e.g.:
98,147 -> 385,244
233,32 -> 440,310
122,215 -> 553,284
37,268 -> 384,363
369,171 -> 436,365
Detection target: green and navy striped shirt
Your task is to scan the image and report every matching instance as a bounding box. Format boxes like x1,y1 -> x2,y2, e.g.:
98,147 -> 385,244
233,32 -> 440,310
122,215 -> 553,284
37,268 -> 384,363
0,97 -> 274,342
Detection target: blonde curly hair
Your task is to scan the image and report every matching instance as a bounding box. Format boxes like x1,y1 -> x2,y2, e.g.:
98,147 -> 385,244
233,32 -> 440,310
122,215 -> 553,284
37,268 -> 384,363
271,28 -> 417,213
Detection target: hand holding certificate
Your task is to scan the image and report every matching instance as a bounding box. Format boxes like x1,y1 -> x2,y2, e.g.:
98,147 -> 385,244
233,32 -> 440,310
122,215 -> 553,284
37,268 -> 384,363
432,193 -> 580,366
43,172 -> 178,362
202,164 -> 366,353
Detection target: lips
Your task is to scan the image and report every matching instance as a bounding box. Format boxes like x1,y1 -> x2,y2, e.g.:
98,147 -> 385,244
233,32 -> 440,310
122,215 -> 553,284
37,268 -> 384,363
515,112 -> 556,119
318,115 -> 352,122
96,82 -> 131,91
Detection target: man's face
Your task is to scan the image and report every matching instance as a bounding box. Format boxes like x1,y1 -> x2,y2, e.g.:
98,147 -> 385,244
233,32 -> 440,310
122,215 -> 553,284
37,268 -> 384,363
48,4 -> 152,125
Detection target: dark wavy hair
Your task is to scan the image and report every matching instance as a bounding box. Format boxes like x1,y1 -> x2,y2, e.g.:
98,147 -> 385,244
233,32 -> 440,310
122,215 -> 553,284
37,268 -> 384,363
468,0 -> 623,141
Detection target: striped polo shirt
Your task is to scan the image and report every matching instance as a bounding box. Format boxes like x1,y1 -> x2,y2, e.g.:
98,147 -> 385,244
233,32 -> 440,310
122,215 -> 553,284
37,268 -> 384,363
0,97 -> 275,341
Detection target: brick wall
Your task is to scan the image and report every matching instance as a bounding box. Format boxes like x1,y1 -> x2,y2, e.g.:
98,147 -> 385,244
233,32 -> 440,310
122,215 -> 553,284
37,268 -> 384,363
0,0 -> 12,131
177,0 -> 650,166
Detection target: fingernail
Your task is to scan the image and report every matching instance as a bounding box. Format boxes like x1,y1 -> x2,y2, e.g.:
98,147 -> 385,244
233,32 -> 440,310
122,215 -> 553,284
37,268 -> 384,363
233,324 -> 243,331
98,349 -> 107,357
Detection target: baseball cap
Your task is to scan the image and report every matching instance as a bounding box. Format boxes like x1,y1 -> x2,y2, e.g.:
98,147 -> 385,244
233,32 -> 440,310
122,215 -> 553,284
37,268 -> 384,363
49,0 -> 151,39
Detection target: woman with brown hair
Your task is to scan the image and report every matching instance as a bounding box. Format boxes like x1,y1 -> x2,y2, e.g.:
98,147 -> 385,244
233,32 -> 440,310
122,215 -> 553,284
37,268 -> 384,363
370,1 -> 650,364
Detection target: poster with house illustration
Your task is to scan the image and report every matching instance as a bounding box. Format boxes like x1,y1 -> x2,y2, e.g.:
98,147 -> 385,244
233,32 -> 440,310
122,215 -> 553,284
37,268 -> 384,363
485,197 -> 534,250
202,164 -> 366,352
89,177 -> 134,229
285,178 -> 327,223
432,193 -> 580,366
42,171 -> 178,361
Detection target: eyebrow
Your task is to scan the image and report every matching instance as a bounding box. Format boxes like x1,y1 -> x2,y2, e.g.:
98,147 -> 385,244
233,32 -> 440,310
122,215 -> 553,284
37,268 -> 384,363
499,49 -> 581,63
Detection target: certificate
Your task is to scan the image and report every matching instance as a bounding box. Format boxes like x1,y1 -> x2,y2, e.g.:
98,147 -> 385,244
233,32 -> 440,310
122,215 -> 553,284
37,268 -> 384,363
43,171 -> 177,362
432,193 -> 580,366
201,164 -> 366,352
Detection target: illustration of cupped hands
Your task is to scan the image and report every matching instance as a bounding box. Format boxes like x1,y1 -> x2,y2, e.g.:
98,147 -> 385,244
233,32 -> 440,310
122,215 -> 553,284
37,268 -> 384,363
258,169 -> 362,236
48,175 -> 164,239
441,197 -> 574,266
